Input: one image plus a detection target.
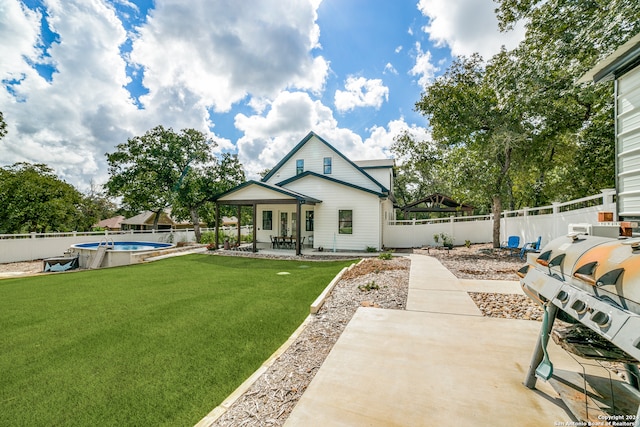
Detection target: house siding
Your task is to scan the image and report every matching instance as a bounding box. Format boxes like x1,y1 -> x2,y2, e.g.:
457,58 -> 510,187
284,177 -> 383,251
617,70 -> 640,218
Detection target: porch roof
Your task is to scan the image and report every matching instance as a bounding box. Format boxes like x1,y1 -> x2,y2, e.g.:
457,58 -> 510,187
214,180 -> 322,205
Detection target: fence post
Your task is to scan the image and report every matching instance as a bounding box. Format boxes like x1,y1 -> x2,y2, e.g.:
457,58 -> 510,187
450,215 -> 455,243
601,188 -> 616,215
552,202 -> 561,238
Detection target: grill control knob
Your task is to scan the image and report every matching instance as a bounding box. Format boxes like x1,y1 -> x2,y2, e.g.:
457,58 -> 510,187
571,299 -> 588,315
590,311 -> 611,328
556,290 -> 569,304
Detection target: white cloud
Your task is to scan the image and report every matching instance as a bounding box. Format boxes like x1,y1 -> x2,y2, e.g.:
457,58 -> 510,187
235,91 -> 429,179
384,63 -> 398,75
334,76 -> 389,113
131,0 -> 328,114
0,0 -> 327,189
417,0 -> 526,59
410,42 -> 438,88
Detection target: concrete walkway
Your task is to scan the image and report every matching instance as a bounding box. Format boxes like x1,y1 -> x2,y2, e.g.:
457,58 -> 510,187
285,253 -> 579,426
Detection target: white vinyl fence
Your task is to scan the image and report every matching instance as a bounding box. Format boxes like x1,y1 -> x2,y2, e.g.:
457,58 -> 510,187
382,189 -> 617,249
0,226 -> 252,264
0,190 -> 619,262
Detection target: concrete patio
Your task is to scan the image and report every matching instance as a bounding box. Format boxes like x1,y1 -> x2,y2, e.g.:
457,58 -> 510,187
284,253 -> 594,426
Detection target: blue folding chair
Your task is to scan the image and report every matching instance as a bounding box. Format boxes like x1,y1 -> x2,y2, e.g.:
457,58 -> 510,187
500,236 -> 520,256
520,236 -> 542,259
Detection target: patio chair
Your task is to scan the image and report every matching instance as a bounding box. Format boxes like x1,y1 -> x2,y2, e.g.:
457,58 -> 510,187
270,235 -> 278,249
519,236 -> 542,259
500,236 -> 520,256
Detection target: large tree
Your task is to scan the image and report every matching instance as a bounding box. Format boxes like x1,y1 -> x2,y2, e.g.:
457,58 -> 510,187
171,153 -> 245,242
0,163 -> 84,233
412,54 -> 531,246
399,1 -> 640,246
105,126 -> 216,230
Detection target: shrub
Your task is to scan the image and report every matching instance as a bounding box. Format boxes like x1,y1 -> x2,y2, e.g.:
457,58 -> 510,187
378,252 -> 393,260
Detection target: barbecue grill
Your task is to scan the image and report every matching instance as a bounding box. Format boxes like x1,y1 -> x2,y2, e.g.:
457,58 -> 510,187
519,233 -> 640,423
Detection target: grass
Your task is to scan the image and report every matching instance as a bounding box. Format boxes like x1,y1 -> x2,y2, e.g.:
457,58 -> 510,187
0,255 -> 354,426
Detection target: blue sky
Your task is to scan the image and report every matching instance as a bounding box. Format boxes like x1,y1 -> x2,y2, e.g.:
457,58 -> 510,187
0,0 -> 524,190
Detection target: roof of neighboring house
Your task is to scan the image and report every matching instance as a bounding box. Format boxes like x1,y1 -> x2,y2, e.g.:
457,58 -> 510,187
94,215 -> 125,229
222,216 -> 238,225
121,211 -> 175,226
579,32 -> 640,83
400,193 -> 474,212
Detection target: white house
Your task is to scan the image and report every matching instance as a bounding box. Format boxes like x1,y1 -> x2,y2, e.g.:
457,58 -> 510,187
213,131 -> 395,255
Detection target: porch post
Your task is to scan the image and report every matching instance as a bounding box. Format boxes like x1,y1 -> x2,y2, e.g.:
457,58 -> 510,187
296,200 -> 302,256
215,202 -> 220,249
237,205 -> 242,247
252,203 -> 257,253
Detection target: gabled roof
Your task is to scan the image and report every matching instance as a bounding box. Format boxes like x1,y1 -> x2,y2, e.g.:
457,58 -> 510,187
400,193 -> 474,212
94,215 -> 125,229
214,180 -> 322,204
121,211 -> 174,225
277,171 -> 387,198
261,131 -> 390,193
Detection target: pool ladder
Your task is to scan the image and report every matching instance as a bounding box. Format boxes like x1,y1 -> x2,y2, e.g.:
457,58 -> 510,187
89,238 -> 114,269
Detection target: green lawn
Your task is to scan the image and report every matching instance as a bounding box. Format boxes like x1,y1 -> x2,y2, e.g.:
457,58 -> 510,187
0,255 -> 354,426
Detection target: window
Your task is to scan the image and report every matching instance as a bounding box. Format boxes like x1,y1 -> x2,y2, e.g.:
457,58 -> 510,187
338,210 -> 352,234
296,159 -> 304,175
262,210 -> 272,230
306,211 -> 314,231
323,157 -> 332,174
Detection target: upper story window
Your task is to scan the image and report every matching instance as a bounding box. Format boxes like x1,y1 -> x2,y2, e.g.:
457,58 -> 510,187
296,159 -> 304,175
323,157 -> 332,174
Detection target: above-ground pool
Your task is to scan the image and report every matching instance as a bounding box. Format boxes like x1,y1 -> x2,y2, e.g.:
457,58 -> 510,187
70,241 -> 176,269
72,241 -> 174,251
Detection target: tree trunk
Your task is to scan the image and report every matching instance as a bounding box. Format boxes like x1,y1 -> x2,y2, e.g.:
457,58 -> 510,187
492,195 -> 502,248
190,207 -> 201,243
152,209 -> 162,230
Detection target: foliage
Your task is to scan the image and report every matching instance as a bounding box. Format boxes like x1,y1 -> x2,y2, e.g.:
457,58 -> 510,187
366,246 -> 378,252
396,2 -> 640,246
105,126 -> 214,226
358,280 -> 380,291
0,163 -> 85,233
0,111 -> 6,140
378,252 -> 393,260
435,233 -> 454,248
0,255 -> 354,426
105,126 -> 246,242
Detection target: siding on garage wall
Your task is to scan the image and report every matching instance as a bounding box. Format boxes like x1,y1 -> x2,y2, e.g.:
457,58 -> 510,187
284,177 -> 382,251
617,69 -> 640,218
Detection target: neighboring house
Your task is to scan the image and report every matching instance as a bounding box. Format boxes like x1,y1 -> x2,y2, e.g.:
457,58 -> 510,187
120,211 -> 175,230
93,215 -> 125,231
213,131 -> 395,254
